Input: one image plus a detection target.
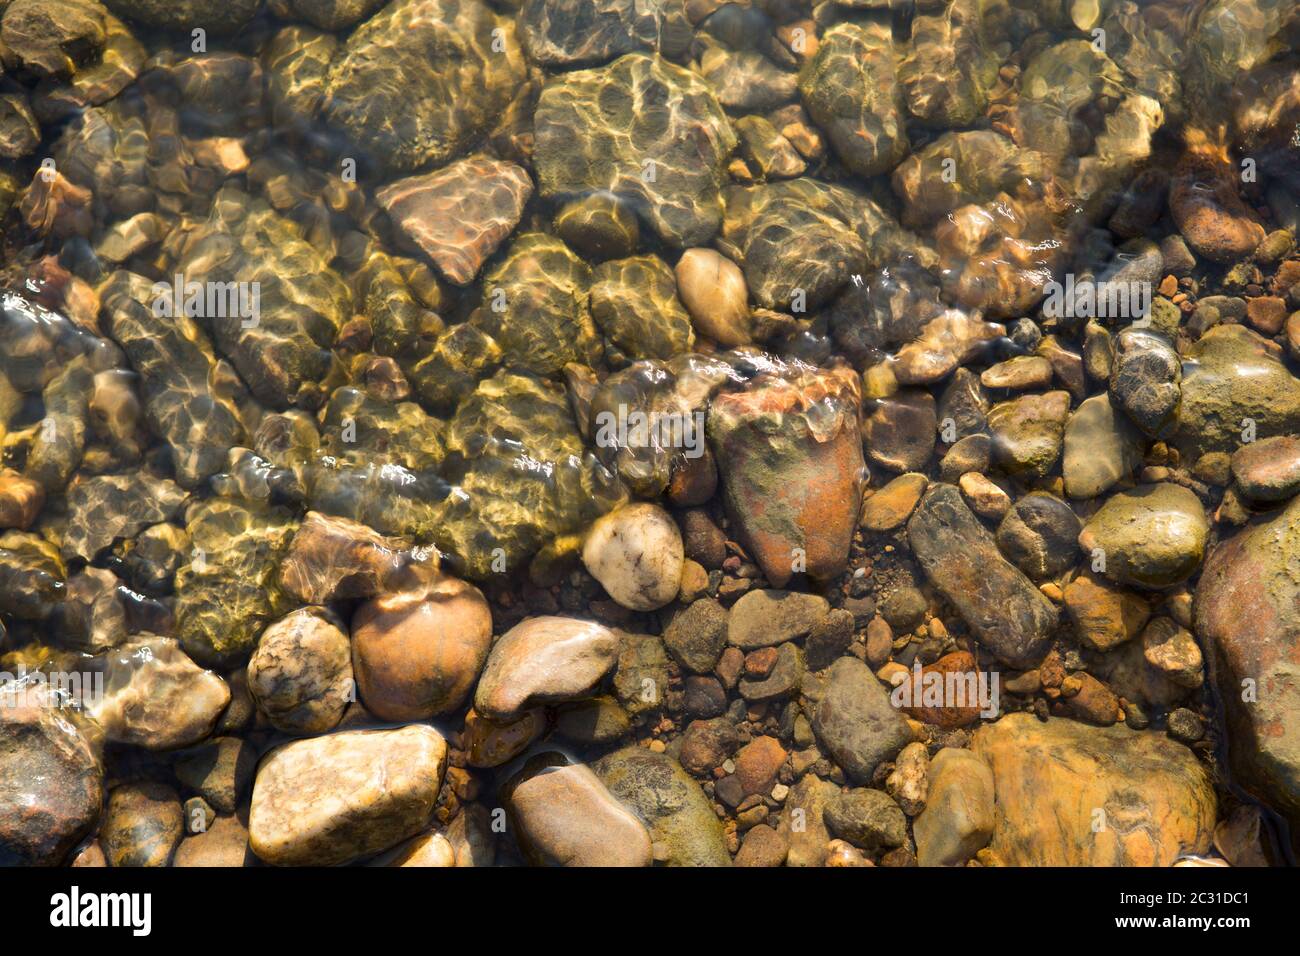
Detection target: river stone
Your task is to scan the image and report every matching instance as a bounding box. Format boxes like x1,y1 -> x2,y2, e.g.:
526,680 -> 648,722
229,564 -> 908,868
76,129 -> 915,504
971,714 -> 1216,866
377,157 -> 532,287
1063,394 -> 1143,499
995,492 -> 1081,581
322,0 -> 525,172
708,365 -> 864,587
101,272 -> 248,489
987,391 -> 1071,479
270,0 -> 387,30
475,616 -> 619,719
582,502 -> 684,611
352,574 -> 494,720
519,0 -> 689,67
1,0 -> 106,81
248,606 -> 353,734
697,36 -> 797,112
737,642 -> 805,701
0,684 -> 102,865
104,0 -> 259,32
1230,435 -> 1300,502
1109,328 -> 1181,438
504,754 -> 653,866
1195,495 -> 1300,853
907,484 -> 1057,668
1078,483 -> 1209,589
61,472 -> 186,562
172,814 -> 250,867
535,52 -> 736,247
174,499 -> 298,667
777,773 -> 836,867
613,632 -> 671,716
94,635 -> 230,751
899,0 -> 993,127
1174,324 -> 1300,459
861,473 -> 928,531
553,192 -> 640,261
824,788 -> 907,852
913,748 -> 995,866
279,511 -> 432,605
798,21 -> 906,177
590,255 -> 696,361
673,247 -> 752,348
1063,570 -> 1150,652
663,597 -> 728,673
472,232 -> 600,377
727,589 -> 829,649
719,178 -> 898,312
864,390 -> 936,473
249,725 -> 448,866
593,746 -> 731,866
100,781 -> 183,868
812,657 -> 912,783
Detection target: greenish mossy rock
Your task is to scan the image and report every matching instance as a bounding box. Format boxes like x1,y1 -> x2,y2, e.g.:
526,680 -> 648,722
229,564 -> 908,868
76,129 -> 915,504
1078,483 -> 1209,589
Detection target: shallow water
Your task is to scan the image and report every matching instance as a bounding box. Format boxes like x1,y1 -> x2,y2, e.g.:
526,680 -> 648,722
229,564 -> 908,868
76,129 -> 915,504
1,0 -> 1299,868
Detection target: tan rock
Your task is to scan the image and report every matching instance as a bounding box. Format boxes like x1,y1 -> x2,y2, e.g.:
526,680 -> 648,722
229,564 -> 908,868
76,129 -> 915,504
388,830 -> 457,867
93,635 -> 230,751
675,248 -> 752,347
914,748 -> 994,866
503,755 -> 652,867
860,473 -> 928,531
249,725 -> 447,866
971,714 -> 1216,866
1063,570 -> 1150,651
352,573 -> 493,720
462,707 -> 546,769
100,782 -> 183,868
581,502 -> 684,612
173,814 -> 251,867
248,606 -> 353,734
279,510 -> 433,604
0,468 -> 43,529
473,616 -> 619,720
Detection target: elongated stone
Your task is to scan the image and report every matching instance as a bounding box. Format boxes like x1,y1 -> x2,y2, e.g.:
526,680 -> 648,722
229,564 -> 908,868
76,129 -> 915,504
907,484 -> 1057,668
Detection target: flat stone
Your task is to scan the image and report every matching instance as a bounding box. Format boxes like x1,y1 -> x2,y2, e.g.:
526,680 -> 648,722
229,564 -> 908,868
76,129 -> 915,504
971,714 -> 1216,866
1063,394 -> 1143,499
663,597 -> 729,674
812,657 -> 912,783
1231,435 -> 1300,502
1063,570 -> 1150,652
727,589 -> 829,649
861,473 -> 928,531
474,616 -> 619,719
504,754 -> 653,866
377,157 -> 533,286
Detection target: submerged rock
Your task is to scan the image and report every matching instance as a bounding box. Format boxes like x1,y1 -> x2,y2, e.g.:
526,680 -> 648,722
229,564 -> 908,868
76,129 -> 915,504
1196,495 -> 1300,853
798,21 -> 906,177
377,157 -> 533,287
914,748 -> 995,867
0,684 -> 102,866
1078,483 -> 1209,589
582,502 -> 683,611
474,616 -> 619,720
94,635 -> 230,751
352,574 -> 493,720
971,714 -> 1216,866
323,0 -> 526,172
519,0 -> 689,67
247,606 -> 353,735
812,657 -> 912,783
535,52 -> 736,247
249,725 -> 448,866
61,472 -> 186,561
708,365 -> 864,587
591,255 -> 696,361
503,753 -> 653,866
908,484 -> 1057,668
99,781 -> 182,868
593,746 -> 731,866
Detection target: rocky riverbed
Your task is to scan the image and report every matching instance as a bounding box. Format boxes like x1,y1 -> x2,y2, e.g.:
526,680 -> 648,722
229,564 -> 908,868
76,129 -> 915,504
0,0 -> 1298,868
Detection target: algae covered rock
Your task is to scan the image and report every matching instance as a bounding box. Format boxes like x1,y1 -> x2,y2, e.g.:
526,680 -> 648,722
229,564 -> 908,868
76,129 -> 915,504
323,0 -> 526,172
535,52 -> 736,247
589,255 -> 696,362
174,499 -> 298,667
472,233 -> 601,377
1078,483 -> 1209,589
798,21 -> 906,177
519,0 -> 689,67
592,745 -> 731,866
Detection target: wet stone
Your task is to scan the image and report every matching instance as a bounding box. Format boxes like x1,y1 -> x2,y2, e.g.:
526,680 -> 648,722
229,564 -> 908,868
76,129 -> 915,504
519,0 -> 690,67
987,391 -> 1071,479
1109,329 -> 1181,439
664,597 -> 729,673
798,21 -> 906,178
474,616 -> 619,720
907,484 -> 1057,668
995,493 -> 1081,582
473,233 -> 600,377
322,0 -> 526,172
0,0 -> 106,81
269,0 -> 388,30
1230,435 -> 1300,502
553,193 -> 641,262
100,782 -> 183,868
728,589 -> 828,649
61,472 -> 186,561
812,657 -> 912,784
535,52 -> 736,247
590,255 -> 696,362
865,390 -> 937,474
1063,394 -> 1143,499
378,157 -> 533,288
247,606 -> 353,734
1078,483 -> 1209,590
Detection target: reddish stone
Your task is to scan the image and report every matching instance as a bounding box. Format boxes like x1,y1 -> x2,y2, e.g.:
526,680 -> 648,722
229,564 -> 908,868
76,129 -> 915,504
896,651 -> 986,728
707,366 -> 865,587
734,736 -> 787,796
